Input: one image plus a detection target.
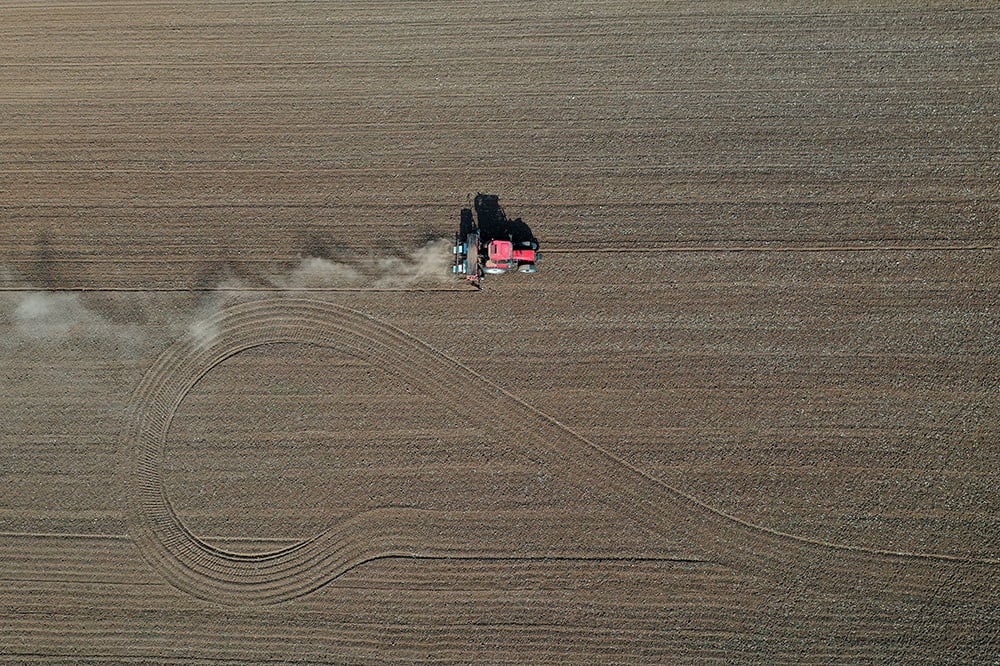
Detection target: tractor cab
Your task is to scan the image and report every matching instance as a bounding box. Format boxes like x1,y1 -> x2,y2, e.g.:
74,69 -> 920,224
485,240 -> 514,274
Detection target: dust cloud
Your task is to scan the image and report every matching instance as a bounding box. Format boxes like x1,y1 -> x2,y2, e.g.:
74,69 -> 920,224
372,239 -> 454,288
273,256 -> 364,289
12,292 -> 103,340
275,239 -> 453,289
0,240 -> 456,355
1,289 -> 144,355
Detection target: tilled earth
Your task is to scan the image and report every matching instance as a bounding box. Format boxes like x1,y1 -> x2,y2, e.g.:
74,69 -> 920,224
1,2 -> 998,663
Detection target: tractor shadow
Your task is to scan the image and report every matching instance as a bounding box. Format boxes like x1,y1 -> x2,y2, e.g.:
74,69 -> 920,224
472,195 -> 540,249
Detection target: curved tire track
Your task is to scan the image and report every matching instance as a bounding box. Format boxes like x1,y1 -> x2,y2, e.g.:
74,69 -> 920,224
123,298 -> 997,605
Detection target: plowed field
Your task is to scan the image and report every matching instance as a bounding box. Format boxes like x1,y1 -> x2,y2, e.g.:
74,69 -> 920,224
2,2 -> 998,663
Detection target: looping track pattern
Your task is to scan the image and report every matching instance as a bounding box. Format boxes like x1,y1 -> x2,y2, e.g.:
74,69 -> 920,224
124,298 -> 995,606
124,299 -> 474,605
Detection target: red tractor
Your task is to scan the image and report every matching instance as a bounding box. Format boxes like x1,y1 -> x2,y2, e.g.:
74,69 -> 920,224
452,194 -> 541,287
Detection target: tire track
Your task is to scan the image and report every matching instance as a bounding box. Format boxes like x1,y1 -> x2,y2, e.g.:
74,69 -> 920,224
123,298 -> 997,605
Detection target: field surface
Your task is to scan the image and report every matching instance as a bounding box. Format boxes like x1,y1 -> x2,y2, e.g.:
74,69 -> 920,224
1,1 -> 999,663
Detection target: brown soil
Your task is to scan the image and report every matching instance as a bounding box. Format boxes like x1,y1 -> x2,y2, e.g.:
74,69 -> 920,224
1,1 -> 998,663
